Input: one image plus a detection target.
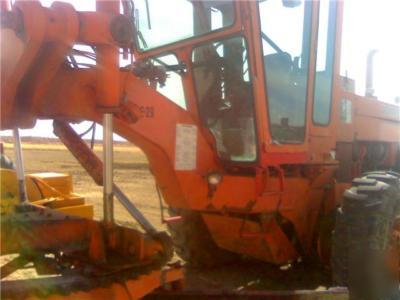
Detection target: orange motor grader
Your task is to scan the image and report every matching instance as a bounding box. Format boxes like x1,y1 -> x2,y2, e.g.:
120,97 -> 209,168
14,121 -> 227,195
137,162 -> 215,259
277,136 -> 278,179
1,0 -> 400,299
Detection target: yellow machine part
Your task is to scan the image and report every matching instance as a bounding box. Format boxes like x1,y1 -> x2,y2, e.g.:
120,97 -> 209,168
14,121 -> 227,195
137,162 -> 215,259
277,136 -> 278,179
0,169 -> 93,219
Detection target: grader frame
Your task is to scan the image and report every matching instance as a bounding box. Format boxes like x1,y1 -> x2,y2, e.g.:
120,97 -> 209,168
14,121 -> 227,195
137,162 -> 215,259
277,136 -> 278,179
1,0 -> 400,299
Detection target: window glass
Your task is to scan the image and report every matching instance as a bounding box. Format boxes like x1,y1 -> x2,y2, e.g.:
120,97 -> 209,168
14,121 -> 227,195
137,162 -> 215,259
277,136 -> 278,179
192,36 -> 257,162
258,0 -> 312,143
313,0 -> 337,125
144,54 -> 187,109
135,0 -> 234,51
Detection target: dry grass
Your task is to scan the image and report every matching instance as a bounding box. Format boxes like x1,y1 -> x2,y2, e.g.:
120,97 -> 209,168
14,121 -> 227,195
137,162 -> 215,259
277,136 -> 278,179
2,138 -> 163,229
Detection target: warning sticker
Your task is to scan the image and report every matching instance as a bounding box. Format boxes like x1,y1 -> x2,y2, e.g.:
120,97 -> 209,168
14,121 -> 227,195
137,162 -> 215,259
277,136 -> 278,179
175,124 -> 197,171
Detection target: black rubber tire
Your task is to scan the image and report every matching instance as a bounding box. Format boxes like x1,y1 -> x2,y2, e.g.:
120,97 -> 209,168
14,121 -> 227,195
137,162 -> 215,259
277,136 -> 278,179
167,208 -> 239,268
394,149 -> 400,173
332,172 -> 400,300
331,206 -> 348,286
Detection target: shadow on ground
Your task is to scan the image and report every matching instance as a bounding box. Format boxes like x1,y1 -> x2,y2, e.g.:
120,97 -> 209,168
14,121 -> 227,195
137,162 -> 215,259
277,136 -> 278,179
183,259 -> 332,292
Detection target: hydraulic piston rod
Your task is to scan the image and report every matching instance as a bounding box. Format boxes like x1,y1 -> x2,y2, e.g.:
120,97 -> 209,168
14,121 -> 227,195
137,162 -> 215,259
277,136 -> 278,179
95,0 -> 119,226
53,121 -> 158,235
12,128 -> 28,203
103,114 -> 114,225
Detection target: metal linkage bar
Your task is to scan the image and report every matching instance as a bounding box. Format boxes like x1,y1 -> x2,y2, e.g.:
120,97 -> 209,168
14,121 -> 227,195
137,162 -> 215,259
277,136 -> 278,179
113,184 -> 157,235
12,128 -> 28,203
103,114 -> 114,225
54,121 -> 157,235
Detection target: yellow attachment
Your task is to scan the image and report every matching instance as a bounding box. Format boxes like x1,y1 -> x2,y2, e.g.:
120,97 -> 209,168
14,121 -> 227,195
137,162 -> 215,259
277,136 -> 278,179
28,172 -> 73,196
0,169 -> 93,219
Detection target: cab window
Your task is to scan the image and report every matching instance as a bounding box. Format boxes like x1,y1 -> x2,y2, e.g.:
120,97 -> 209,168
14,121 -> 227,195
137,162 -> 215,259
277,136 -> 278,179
258,0 -> 312,143
192,36 -> 257,162
141,54 -> 187,109
313,0 -> 337,125
135,0 -> 235,51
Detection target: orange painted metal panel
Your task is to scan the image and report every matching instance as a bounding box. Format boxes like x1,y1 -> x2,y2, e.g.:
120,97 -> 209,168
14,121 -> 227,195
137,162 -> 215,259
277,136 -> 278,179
337,92 -> 400,143
202,213 -> 299,264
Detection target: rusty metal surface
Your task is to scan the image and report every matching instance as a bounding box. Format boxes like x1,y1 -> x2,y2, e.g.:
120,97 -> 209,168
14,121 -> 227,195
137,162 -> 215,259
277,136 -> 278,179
147,287 -> 348,299
1,263 -> 183,299
53,120 -> 103,186
1,202 -> 178,299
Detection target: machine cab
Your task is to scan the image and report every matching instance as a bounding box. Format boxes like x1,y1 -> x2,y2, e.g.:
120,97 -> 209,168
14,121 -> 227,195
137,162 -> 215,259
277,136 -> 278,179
132,0 -> 340,168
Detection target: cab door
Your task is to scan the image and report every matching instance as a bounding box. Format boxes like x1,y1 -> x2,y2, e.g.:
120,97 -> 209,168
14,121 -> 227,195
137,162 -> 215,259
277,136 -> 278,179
252,0 -> 315,166
308,0 -> 341,162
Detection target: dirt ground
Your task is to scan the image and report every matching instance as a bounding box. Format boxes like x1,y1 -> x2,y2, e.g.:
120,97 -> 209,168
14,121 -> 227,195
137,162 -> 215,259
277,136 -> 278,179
1,138 -> 348,299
